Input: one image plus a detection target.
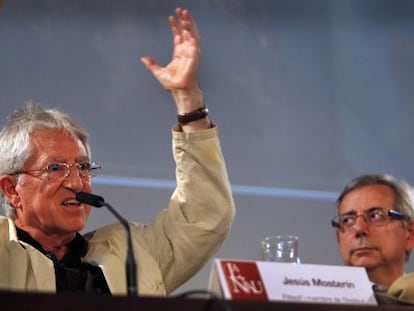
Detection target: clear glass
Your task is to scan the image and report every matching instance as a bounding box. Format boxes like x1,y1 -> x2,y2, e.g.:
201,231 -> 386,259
260,235 -> 300,263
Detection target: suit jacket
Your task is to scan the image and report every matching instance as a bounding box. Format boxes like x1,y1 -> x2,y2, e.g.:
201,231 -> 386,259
375,273 -> 414,305
0,127 -> 235,296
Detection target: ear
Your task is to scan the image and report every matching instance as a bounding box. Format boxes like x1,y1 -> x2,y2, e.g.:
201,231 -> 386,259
0,174 -> 21,208
405,219 -> 414,253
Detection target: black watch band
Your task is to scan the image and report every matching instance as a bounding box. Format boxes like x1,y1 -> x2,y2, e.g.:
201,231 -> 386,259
177,105 -> 209,125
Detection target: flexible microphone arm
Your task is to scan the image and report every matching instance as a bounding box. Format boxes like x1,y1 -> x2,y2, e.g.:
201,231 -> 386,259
76,192 -> 137,297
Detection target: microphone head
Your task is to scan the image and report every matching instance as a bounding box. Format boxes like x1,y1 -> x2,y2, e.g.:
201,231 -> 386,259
76,192 -> 105,207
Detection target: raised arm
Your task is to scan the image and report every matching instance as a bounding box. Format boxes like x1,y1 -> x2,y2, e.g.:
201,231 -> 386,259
140,8 -> 210,132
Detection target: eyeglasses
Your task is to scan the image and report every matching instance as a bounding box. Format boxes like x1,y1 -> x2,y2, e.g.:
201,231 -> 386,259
12,162 -> 102,181
331,207 -> 408,233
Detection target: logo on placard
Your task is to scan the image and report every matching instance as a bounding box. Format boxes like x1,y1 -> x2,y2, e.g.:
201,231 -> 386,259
220,260 -> 268,300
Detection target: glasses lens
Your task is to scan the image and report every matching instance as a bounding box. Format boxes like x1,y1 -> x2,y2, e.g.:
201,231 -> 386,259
46,163 -> 68,180
367,208 -> 388,225
76,162 -> 91,177
340,214 -> 356,229
88,162 -> 102,177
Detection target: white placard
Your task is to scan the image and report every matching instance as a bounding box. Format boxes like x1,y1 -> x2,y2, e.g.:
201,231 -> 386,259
208,258 -> 377,305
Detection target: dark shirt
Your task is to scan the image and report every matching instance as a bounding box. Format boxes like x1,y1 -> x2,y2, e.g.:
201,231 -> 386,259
17,228 -> 110,294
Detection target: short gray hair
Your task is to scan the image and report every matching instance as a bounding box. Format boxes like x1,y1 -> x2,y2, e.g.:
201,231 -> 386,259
336,174 -> 414,218
0,101 -> 90,218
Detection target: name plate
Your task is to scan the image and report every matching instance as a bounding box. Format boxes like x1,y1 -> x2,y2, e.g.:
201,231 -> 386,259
208,258 -> 377,305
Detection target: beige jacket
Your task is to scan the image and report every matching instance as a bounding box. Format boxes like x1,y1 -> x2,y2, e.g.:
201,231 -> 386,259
384,273 -> 414,305
0,127 -> 235,296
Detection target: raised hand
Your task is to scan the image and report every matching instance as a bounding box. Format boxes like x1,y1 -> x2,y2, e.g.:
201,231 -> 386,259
141,8 -> 200,92
141,8 -> 210,130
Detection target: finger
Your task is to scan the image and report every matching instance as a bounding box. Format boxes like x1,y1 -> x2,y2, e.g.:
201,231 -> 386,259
140,57 -> 161,73
177,8 -> 198,36
179,10 -> 200,44
169,15 -> 180,38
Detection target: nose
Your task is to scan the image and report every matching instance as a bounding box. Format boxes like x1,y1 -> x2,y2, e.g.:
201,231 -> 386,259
62,165 -> 85,192
353,214 -> 369,235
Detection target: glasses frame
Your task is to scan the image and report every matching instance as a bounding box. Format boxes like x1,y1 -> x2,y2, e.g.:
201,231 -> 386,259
11,161 -> 102,182
331,207 -> 408,233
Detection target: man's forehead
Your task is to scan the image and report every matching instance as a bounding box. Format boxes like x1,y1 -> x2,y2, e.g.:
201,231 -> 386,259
339,184 -> 396,212
28,129 -> 88,159
31,128 -> 81,144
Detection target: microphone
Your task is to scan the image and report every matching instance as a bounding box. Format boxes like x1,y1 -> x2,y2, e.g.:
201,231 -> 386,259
76,191 -> 105,207
76,192 -> 138,297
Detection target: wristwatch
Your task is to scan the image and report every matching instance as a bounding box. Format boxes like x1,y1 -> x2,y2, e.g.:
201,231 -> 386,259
177,105 -> 209,125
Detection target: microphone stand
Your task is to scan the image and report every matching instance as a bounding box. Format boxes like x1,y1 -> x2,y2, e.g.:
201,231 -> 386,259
102,202 -> 137,297
76,192 -> 137,297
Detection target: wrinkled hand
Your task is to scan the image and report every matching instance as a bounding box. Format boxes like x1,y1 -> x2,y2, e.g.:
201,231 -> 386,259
141,8 -> 200,92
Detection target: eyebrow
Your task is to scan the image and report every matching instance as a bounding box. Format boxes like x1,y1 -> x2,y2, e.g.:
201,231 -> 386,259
339,206 -> 387,216
42,156 -> 90,163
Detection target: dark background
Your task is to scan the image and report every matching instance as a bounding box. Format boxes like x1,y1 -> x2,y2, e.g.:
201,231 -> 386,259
1,0 -> 414,294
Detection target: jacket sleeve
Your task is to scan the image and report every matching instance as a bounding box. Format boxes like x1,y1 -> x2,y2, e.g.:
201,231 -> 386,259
136,126 -> 235,294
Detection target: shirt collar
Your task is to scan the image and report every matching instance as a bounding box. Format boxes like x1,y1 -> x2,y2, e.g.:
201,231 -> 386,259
16,227 -> 88,261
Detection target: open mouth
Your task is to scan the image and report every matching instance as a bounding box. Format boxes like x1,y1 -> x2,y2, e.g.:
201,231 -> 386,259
62,198 -> 81,206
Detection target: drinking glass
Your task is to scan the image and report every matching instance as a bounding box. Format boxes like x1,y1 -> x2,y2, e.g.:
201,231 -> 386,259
260,235 -> 300,263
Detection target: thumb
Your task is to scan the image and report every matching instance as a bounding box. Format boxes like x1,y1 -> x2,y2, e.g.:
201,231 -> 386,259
140,56 -> 161,72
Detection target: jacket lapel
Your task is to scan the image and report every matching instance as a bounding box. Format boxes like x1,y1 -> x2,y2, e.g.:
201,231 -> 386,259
25,244 -> 55,292
7,218 -> 55,292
